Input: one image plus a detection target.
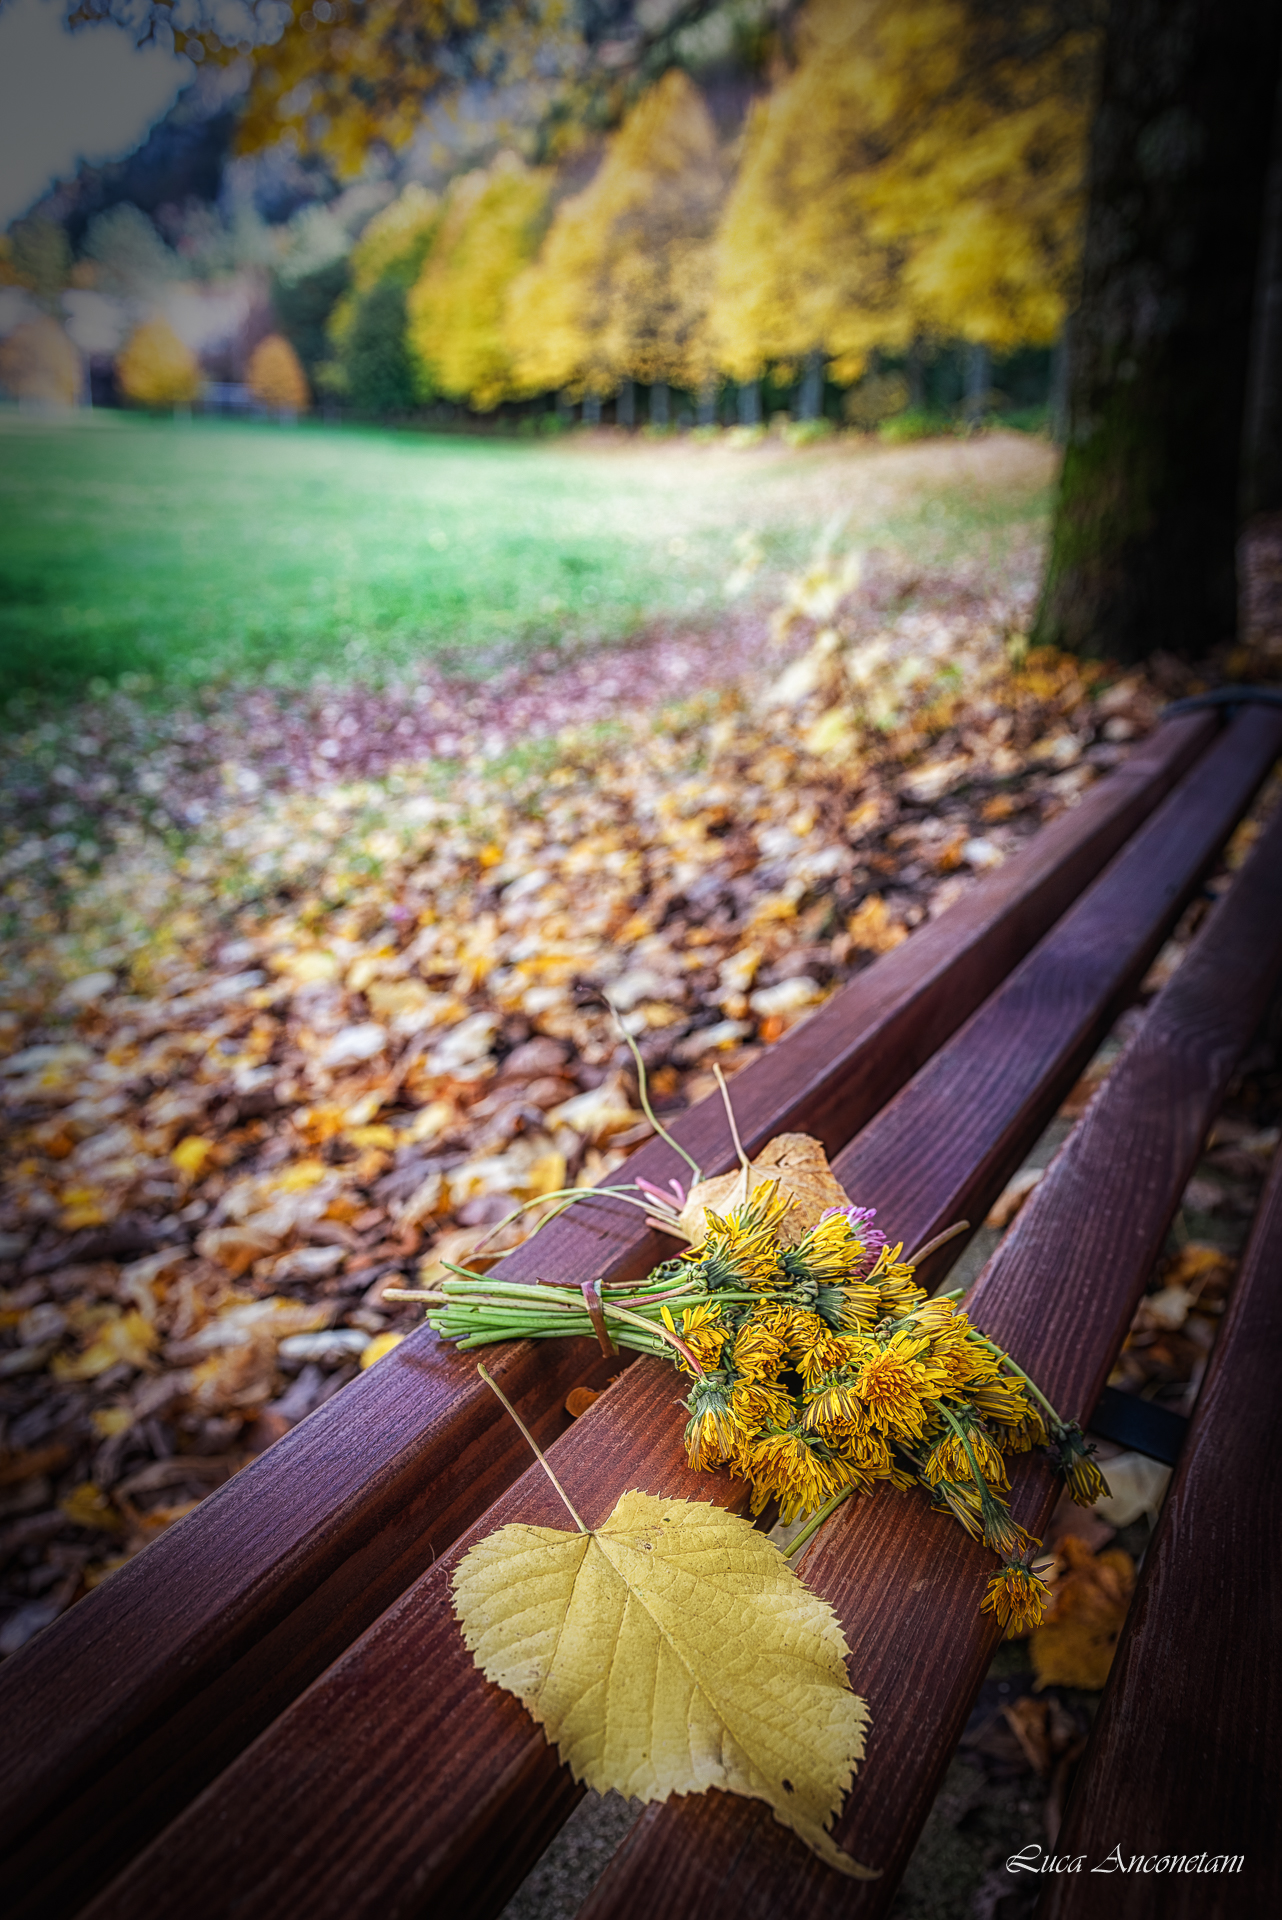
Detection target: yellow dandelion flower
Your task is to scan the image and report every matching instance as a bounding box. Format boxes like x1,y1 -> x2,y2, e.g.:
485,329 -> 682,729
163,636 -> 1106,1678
840,1427 -> 892,1477
1049,1421 -> 1112,1505
731,1302 -> 791,1381
971,1376 -> 1032,1428
798,1329 -> 866,1389
981,1561 -> 1052,1636
661,1299 -> 730,1373
981,1495 -> 1024,1558
694,1193 -> 786,1291
855,1330 -> 947,1440
729,1376 -> 794,1435
930,1477 -> 985,1540
784,1306 -> 839,1369
911,1297 -> 963,1335
784,1211 -> 865,1287
1065,1451 -> 1111,1505
1003,1408 -> 1051,1452
870,1246 -> 926,1320
683,1377 -> 743,1470
800,1372 -> 869,1437
818,1280 -> 882,1334
742,1428 -> 855,1524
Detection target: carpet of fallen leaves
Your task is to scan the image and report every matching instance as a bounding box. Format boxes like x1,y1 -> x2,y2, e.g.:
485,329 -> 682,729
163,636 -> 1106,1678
0,518 -> 1259,1671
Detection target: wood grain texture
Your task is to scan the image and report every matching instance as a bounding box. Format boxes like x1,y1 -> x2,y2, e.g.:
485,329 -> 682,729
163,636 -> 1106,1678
830,707 -> 1282,1292
0,717 -> 1213,1915
80,1366 -> 751,1920
580,725 -> 1282,1920
75,714 -> 1279,1920
1040,1141 -> 1282,1917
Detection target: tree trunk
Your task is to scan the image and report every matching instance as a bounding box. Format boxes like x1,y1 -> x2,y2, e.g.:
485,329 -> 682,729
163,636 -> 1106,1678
906,340 -> 926,412
616,379 -> 635,429
738,377 -> 761,427
1034,0 -> 1282,663
796,349 -> 824,421
1049,323 -> 1070,445
583,393 -> 602,427
963,342 -> 990,425
1244,65 -> 1282,520
650,380 -> 669,429
696,381 -> 717,427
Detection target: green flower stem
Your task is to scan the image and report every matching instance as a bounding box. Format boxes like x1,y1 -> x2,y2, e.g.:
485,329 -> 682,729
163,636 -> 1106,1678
468,1182 -> 687,1260
937,1401 -> 994,1494
784,1483 -> 858,1559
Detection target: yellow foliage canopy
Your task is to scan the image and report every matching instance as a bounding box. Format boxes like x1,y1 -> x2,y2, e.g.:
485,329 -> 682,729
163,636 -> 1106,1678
235,0 -> 572,179
349,183 -> 441,298
712,0 -> 1094,380
247,335 -> 310,412
454,1488 -> 874,1876
507,68 -> 728,397
407,154 -> 551,410
327,183 -> 441,366
117,318 -> 201,409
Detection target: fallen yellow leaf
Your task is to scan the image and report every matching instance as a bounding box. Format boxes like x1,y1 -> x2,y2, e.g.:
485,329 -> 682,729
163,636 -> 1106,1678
359,1331 -> 404,1369
344,1124 -> 398,1150
172,1135 -> 214,1180
60,1482 -> 124,1532
52,1308 -> 158,1380
1030,1536 -> 1136,1691
454,1489 -> 874,1878
90,1406 -> 135,1438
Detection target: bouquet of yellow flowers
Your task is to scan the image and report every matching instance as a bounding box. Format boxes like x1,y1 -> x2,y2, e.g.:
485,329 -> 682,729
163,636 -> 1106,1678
403,1175 -> 1108,1633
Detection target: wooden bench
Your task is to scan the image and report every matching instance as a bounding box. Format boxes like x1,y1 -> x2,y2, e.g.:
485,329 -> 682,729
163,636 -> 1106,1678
3,702 -> 1281,1920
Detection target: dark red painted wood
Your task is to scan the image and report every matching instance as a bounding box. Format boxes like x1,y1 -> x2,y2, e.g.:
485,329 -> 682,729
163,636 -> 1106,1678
580,738 -> 1282,1920
0,715 -> 1214,1915
73,712 -> 1281,1920
1040,1138 -> 1282,1918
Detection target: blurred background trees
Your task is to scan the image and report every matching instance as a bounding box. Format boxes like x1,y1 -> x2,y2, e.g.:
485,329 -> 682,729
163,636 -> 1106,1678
507,69 -> 727,417
8,0 -> 1282,664
406,153 -> 551,411
116,316 -> 201,408
247,332 -> 309,411
7,0 -> 1099,437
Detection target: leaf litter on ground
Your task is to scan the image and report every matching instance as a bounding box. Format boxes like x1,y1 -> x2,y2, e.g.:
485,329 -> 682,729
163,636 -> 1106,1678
0,522 -> 1246,1662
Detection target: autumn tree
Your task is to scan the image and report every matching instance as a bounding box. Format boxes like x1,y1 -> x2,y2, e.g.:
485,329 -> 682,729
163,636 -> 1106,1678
0,317 -> 82,406
5,219 -> 72,313
406,154 -> 550,411
325,184 -> 438,413
117,317 -> 201,409
1034,0 -> 1282,661
711,0 -> 1094,395
247,334 -> 310,412
506,68 -> 727,416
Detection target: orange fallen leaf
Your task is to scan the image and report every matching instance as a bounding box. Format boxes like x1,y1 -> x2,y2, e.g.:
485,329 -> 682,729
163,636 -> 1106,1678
1030,1535 -> 1135,1691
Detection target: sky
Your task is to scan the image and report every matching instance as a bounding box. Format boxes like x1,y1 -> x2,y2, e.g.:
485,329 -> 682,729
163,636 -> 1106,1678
0,0 -> 192,227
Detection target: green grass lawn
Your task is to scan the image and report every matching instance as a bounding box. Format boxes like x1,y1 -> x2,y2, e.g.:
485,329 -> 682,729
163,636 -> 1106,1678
0,410 -> 1055,708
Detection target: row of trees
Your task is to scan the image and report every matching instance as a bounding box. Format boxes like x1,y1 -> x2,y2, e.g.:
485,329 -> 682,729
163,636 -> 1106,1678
310,0 -> 1093,418
0,307 -> 308,414
3,1 -> 1088,424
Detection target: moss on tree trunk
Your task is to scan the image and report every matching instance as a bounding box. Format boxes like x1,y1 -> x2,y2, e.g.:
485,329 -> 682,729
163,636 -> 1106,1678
1035,0 -> 1282,663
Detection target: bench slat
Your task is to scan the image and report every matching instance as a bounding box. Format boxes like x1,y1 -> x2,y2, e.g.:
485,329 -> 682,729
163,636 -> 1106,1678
1041,1119 -> 1282,1915
0,715 -> 1213,1918
579,715 -> 1282,1920
74,713 -> 1277,1920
